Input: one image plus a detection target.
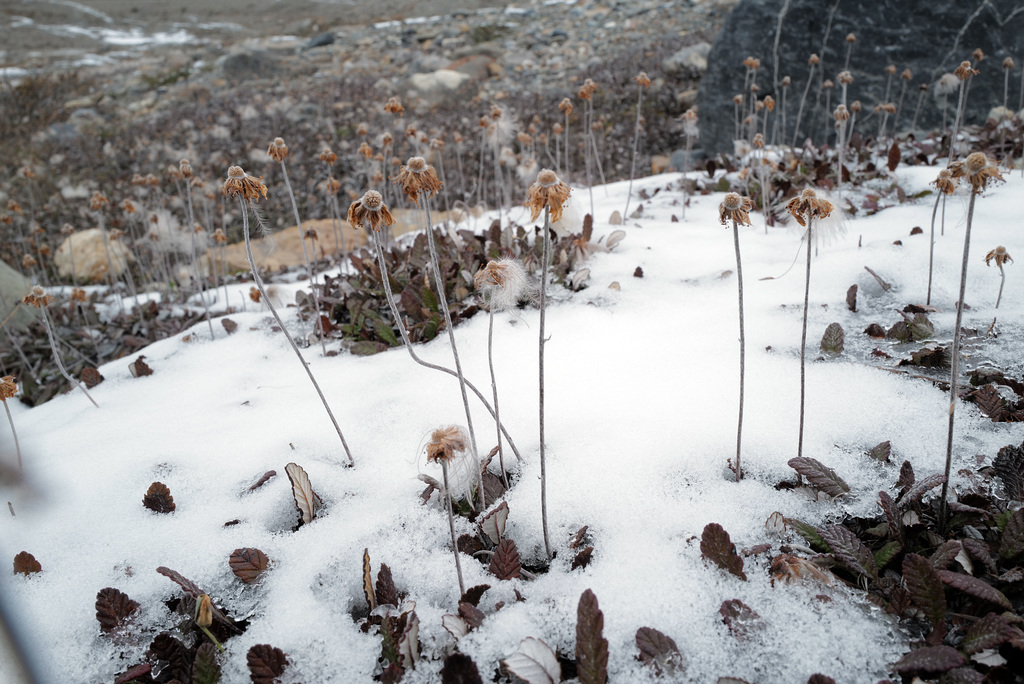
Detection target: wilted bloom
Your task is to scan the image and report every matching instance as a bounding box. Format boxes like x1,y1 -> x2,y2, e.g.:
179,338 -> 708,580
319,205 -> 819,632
179,159 -> 193,179
222,166 -> 268,201
347,190 -> 396,232
901,68 -> 913,80
249,286 -> 262,303
70,288 -> 88,303
1003,57 -> 1015,71
834,104 -> 850,122
356,122 -> 369,136
885,64 -> 897,75
633,71 -> 651,88
558,97 -> 573,116
22,285 -> 53,308
21,254 -> 37,269
394,156 -> 442,203
950,152 -> 1003,194
786,188 -> 834,227
845,33 -> 856,44
426,425 -> 468,463
357,141 -> 373,158
954,60 -> 978,80
742,56 -> 760,70
985,245 -> 1013,267
212,228 -> 227,245
196,594 -> 213,628
267,137 -> 289,162
89,191 -> 110,211
837,71 -> 853,86
319,147 -> 337,166
782,76 -> 792,87
808,53 -> 820,66
0,376 -> 16,401
719,192 -> 753,226
61,223 -> 75,236
474,258 -> 531,311
526,169 -> 571,223
763,95 -> 775,111
383,97 -> 404,116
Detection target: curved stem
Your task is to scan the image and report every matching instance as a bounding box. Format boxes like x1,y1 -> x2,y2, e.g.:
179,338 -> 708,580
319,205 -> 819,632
184,181 -> 214,340
440,460 -> 466,595
996,265 -> 1005,309
41,309 -> 98,408
279,160 -> 322,353
623,86 -> 643,219
732,219 -> 745,481
538,209 -> 552,562
488,310 -> 509,489
940,190 -> 977,530
239,199 -> 354,466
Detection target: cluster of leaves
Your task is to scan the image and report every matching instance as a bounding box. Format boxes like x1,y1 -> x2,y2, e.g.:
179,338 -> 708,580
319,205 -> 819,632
783,442 -> 1024,682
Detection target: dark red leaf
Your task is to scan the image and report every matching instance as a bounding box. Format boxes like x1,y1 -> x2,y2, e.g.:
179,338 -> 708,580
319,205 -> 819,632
898,460 -> 915,491
247,644 -> 288,684
249,470 -> 276,492
993,441 -> 1024,501
129,355 -> 153,377
936,570 -> 1012,609
81,367 -> 104,388
460,584 -> 490,607
961,538 -> 997,575
893,645 -> 964,675
899,473 -> 946,507
230,548 -> 269,584
489,539 -> 522,580
902,554 -> 946,631
1001,508 -> 1024,560
700,523 -> 747,581
636,626 -> 683,675
458,601 -> 485,629
845,284 -> 857,312
221,318 -> 238,334
96,587 -> 140,634
571,526 -> 590,549
886,142 -> 900,172
143,482 -> 175,514
787,457 -> 849,497
820,525 -> 878,581
13,551 -> 40,575
973,384 -> 1008,421
571,547 -> 594,571
148,633 -> 192,683
962,613 -> 1013,654
440,652 -> 483,684
720,599 -> 762,640
192,641 -> 222,684
576,589 -> 608,684
929,540 -> 961,569
376,562 -> 399,607
113,663 -> 152,684
157,566 -> 202,597
807,676 -> 836,684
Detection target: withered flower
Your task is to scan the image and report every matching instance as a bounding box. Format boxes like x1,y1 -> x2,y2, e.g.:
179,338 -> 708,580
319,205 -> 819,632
782,76 -> 792,87
267,137 -> 289,162
61,223 -> 75,236
526,169 -> 571,223
901,68 -> 913,80
89,191 -> 109,211
633,71 -> 651,88
249,286 -> 262,303
850,100 -> 862,113
145,174 -> 160,187
39,244 -> 51,258
1003,57 -> 1015,71
808,53 -> 820,66
474,257 -> 531,311
323,176 -> 341,194
383,97 -> 404,116
347,190 -> 396,233
357,141 -> 373,159
845,33 -> 856,44
822,79 -> 834,90
394,156 -> 442,203
7,200 -> 22,214
577,78 -> 598,100
763,95 -> 775,111
356,122 -> 369,136
22,285 -> 53,308
552,122 -> 564,135
950,152 -> 1003,194
120,199 -> 136,214
834,104 -> 850,122
882,102 -> 897,114
404,125 -> 417,140
196,594 -> 213,628
732,94 -> 744,106
430,137 -> 445,151
70,288 -> 88,303
0,214 -> 10,225
382,132 -> 393,147
742,56 -> 761,70
319,147 -> 337,166
21,254 -> 37,269
985,245 -> 1013,267
0,376 -> 17,401
971,48 -> 985,63
166,164 -> 183,182
786,188 -> 834,227
558,97 -> 573,116
222,166 -> 268,201
212,228 -> 227,245
753,133 -> 764,149
304,227 -> 318,241
179,159 -> 193,179
954,60 -> 978,80
719,192 -> 753,226
837,70 -> 853,86
426,426 -> 468,463
885,64 -> 897,75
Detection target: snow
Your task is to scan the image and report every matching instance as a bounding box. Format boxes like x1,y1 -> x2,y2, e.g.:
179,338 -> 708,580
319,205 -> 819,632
2,164 -> 1022,683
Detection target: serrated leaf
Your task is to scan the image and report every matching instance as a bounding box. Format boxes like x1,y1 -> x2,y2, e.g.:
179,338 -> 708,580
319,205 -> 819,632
820,322 -> 845,356
930,541 -> 961,569
576,589 -> 609,684
807,676 -> 836,684
902,554 -> 947,630
787,457 -> 850,497
962,613 -> 1013,654
878,491 -> 903,542
887,142 -> 900,173
936,570 -> 1012,609
363,548 -> 376,611
247,644 -> 288,684
442,614 -> 469,638
489,539 -> 522,580
974,384 -> 1007,421
285,462 -> 316,525
893,645 -> 964,675
992,442 -> 1024,500
867,441 -> 891,463
784,518 -> 830,553
961,538 -> 997,575
376,563 -> 398,608
898,460 -> 915,491
460,584 -> 490,607
571,547 -> 594,571
249,470 -> 276,491
229,548 -> 269,584
95,588 -> 140,634
719,599 -> 762,639
441,652 -> 483,684
397,610 -> 419,670
899,473 -> 946,507
846,284 -> 857,312
192,642 -> 222,684
636,626 -> 683,676
143,482 -> 175,513
909,313 -> 934,341
373,318 -> 401,347
458,601 -> 485,629
700,523 -> 747,580
479,501 -> 508,545
13,551 -> 41,575
148,632 -> 191,682
503,637 -> 561,684
874,541 -> 902,571
821,525 -> 878,581
157,566 -> 202,597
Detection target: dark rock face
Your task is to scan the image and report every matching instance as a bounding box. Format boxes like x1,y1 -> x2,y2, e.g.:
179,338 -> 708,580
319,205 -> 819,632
697,0 -> 1024,155
216,51 -> 282,84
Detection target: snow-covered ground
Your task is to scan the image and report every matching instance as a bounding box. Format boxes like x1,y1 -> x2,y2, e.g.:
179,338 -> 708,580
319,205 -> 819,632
2,165 -> 1022,683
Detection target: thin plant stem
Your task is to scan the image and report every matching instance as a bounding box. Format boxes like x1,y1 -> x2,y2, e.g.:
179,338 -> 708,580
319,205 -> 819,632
41,308 -> 98,408
487,310 -> 509,489
279,159 -> 327,356
4,401 -> 22,471
797,221 -> 813,461
239,198 -> 354,467
948,79 -> 968,164
940,190 -> 977,530
367,228 -> 522,462
183,181 -> 214,340
422,201 -> 485,510
927,192 -> 940,305
996,264 -> 1006,309
792,63 -> 816,147
538,207 -> 553,562
911,88 -> 926,133
731,218 -> 745,481
440,460 -> 466,595
623,84 -> 644,219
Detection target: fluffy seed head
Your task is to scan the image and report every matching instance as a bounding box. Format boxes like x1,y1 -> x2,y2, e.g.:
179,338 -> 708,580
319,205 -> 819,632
426,426 -> 468,463
474,258 -> 531,311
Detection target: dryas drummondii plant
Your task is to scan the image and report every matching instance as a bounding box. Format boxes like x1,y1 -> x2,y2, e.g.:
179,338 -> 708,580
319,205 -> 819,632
426,426 -> 470,596
223,166 -> 354,467
1,375 -> 21,471
347,191 -> 523,468
927,168 -> 960,304
396,157 -> 485,511
474,258 -> 531,489
719,193 -> 753,481
22,286 -> 99,408
985,246 -> 1013,309
526,168 -> 571,563
940,152 -> 1003,529
623,71 -> 651,220
786,189 -> 834,463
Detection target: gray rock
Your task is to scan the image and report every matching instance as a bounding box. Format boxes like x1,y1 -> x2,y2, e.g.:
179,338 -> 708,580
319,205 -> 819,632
303,32 -> 336,50
663,42 -> 711,76
408,69 -> 474,108
697,0 -> 1024,156
216,50 -> 282,83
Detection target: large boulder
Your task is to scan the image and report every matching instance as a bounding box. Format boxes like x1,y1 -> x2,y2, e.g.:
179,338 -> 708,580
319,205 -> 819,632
696,0 -> 1024,155
54,228 -> 134,283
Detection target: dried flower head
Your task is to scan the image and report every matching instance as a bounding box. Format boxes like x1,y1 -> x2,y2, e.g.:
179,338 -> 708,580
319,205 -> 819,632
633,71 -> 651,88
39,244 -> 51,257
901,68 -> 913,80
212,228 -> 227,244
742,56 -> 761,70
558,97 -> 573,116
121,199 -> 136,214
426,425 -> 468,463
89,191 -> 110,211
885,64 -> 897,75
0,376 -> 17,401
822,79 -> 834,90
348,190 -> 396,232
474,257 -> 531,311
356,122 -> 369,136
1003,57 -> 1015,70
383,97 -> 404,116
382,132 -> 394,147
971,48 -> 985,63
578,78 -> 598,100
750,83 -> 761,94
395,156 -> 442,203
732,94 -> 744,106
719,192 -> 753,226
955,60 -> 978,80
985,245 -> 1013,267
404,125 -> 417,140
682,107 -> 698,136
357,141 -> 373,159
304,227 -> 318,241
782,75 -> 792,87
845,33 -> 856,44
834,104 -> 850,122
950,152 -> 1003,194
267,137 -> 289,162
179,159 -> 193,179
21,254 -> 37,269
763,95 -> 775,111
319,147 -> 337,166
0,214 -> 10,225
808,53 -> 820,66
196,595 -> 213,629
489,104 -> 503,120
167,164 -> 183,182
753,133 -> 764,149
22,285 -> 53,308
61,223 -> 75,236
850,100 -> 862,113
837,70 -> 853,86
786,188 -> 834,227
145,174 -> 160,187
430,137 -> 445,151
526,169 -> 572,223
8,200 -> 22,215
323,176 -> 341,194
249,286 -> 262,303
882,102 -> 897,114
70,287 -> 88,303
222,166 -> 268,201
